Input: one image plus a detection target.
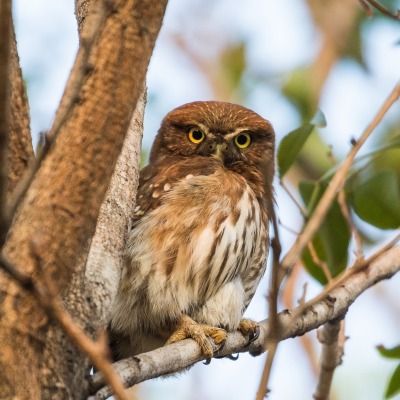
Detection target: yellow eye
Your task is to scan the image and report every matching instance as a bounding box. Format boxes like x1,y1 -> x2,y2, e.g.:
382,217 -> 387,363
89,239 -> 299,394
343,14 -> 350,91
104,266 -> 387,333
188,128 -> 205,144
234,132 -> 251,149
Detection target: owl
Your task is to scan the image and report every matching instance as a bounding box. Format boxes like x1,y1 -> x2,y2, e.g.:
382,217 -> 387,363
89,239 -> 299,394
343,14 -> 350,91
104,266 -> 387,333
109,101 -> 275,361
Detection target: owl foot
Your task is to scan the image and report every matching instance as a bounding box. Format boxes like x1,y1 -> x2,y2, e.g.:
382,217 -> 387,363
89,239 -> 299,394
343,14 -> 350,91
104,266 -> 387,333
239,319 -> 260,345
166,314 -> 227,360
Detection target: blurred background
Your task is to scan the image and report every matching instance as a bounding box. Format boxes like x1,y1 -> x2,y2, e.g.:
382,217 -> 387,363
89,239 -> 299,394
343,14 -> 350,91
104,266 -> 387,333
12,0 -> 400,399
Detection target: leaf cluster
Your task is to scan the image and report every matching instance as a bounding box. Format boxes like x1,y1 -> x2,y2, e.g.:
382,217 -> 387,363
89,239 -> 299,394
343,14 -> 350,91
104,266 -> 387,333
277,111 -> 400,284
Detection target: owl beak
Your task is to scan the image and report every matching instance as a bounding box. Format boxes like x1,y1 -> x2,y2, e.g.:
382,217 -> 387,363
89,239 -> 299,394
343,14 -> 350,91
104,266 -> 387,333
213,143 -> 227,161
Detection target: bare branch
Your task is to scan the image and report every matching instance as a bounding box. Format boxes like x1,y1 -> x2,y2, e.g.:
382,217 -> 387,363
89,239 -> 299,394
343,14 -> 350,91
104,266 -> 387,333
280,81 -> 400,283
89,245 -> 400,399
359,0 -> 400,21
280,179 -> 307,217
313,319 -> 344,400
308,242 -> 333,282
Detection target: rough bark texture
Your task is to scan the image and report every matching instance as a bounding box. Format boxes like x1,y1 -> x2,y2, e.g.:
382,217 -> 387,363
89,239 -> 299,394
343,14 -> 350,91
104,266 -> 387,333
83,88 -> 145,327
89,245 -> 400,399
0,0 -> 167,398
59,90 -> 146,397
55,0 -> 147,394
8,25 -> 34,195
75,0 -> 91,33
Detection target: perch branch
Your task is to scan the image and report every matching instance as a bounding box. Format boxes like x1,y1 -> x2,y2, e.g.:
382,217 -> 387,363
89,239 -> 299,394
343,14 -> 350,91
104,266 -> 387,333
89,244 -> 400,400
279,81 -> 400,283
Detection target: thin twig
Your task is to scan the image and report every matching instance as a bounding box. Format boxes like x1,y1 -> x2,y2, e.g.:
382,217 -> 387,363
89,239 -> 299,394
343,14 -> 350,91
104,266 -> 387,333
280,179 -> 307,217
256,207 -> 282,399
313,319 -> 343,400
359,0 -> 400,21
308,242 -> 333,282
0,0 -> 12,247
338,189 -> 364,260
278,219 -> 300,236
359,0 -> 374,17
293,231 -> 400,319
0,251 -> 129,400
279,82 -> 400,285
256,342 -> 278,400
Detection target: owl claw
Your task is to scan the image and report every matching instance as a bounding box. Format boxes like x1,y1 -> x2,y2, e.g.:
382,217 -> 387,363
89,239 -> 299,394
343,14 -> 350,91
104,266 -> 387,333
166,315 -> 227,360
248,325 -> 260,343
239,319 -> 260,346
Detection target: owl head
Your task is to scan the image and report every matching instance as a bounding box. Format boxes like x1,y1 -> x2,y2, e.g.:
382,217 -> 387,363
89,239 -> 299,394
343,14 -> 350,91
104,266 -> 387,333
150,101 -> 275,201
151,101 -> 274,165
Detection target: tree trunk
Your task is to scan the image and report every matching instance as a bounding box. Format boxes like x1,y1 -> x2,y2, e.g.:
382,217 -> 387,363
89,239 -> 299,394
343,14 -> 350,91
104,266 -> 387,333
0,1 -> 167,398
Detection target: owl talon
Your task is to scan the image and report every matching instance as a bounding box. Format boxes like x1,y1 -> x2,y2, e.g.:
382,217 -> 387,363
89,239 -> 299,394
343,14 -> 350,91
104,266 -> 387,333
166,315 -> 227,359
249,326 -> 260,343
239,319 -> 260,345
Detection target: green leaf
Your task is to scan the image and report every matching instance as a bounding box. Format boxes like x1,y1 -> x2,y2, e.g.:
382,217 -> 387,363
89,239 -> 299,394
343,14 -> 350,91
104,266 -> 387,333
386,363 -> 400,399
277,109 -> 326,178
299,180 -> 351,284
350,170 -> 400,229
378,345 -> 400,359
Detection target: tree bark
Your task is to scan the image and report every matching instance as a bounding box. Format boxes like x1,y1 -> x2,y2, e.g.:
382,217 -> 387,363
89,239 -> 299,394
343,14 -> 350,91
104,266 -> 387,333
0,1 -> 167,398
8,25 -> 34,196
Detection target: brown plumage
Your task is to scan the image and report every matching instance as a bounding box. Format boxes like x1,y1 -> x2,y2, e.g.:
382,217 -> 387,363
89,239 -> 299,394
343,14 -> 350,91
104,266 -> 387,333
109,101 -> 275,360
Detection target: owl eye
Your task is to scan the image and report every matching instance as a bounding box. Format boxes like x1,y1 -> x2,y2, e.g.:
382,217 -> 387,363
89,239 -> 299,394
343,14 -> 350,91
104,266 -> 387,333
234,132 -> 251,149
188,128 -> 205,144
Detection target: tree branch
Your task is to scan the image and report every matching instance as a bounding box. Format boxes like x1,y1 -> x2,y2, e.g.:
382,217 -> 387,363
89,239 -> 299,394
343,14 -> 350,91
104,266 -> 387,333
313,319 -> 344,400
89,245 -> 400,399
359,0 -> 400,21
